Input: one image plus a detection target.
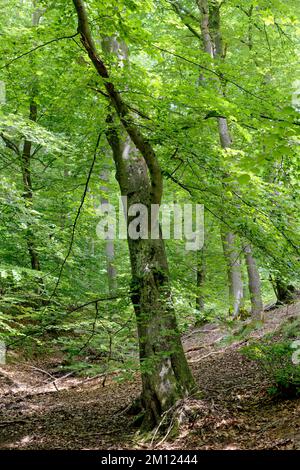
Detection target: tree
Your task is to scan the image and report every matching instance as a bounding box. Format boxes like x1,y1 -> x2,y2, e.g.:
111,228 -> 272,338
1,2 -> 43,273
243,243 -> 263,317
195,0 -> 265,317
72,0 -> 196,429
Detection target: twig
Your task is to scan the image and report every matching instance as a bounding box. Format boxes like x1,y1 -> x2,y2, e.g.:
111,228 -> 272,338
188,350 -> 226,363
69,372 -> 116,388
23,365 -> 59,391
76,301 -> 100,354
69,295 -> 120,312
0,33 -> 79,70
50,130 -> 103,298
0,419 -> 27,427
155,416 -> 175,448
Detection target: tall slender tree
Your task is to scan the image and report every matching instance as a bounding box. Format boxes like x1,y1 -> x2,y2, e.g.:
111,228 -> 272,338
1,1 -> 43,273
196,0 -> 263,318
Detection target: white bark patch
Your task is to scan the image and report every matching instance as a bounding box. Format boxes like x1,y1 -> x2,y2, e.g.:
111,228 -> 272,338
159,359 -> 173,405
233,287 -> 243,318
122,140 -> 132,160
144,263 -> 150,273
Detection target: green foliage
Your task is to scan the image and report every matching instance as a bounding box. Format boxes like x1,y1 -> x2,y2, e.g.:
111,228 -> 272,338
0,0 -> 299,378
280,317 -> 300,339
242,338 -> 300,398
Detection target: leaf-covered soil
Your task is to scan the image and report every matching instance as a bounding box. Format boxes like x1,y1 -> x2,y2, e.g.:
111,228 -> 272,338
0,302 -> 299,450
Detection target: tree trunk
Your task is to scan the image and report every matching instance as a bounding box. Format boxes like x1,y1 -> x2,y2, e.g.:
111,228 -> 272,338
21,3 -> 42,272
21,100 -> 41,271
195,233 -> 207,325
221,231 -> 244,318
73,0 -> 196,429
197,0 -> 265,318
272,277 -> 296,305
196,247 -> 205,313
107,126 -> 196,429
199,0 -> 244,316
243,243 -> 263,318
100,167 -> 117,294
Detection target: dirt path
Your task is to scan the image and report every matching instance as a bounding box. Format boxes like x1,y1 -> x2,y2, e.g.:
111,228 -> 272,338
0,373 -> 139,449
0,302 -> 299,450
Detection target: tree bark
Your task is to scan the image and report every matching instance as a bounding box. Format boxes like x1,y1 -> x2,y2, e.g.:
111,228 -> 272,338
73,0 -> 196,429
21,100 -> 41,271
243,243 -> 263,318
197,0 -> 264,318
272,277 -> 296,305
100,167 -> 117,294
221,231 -> 244,318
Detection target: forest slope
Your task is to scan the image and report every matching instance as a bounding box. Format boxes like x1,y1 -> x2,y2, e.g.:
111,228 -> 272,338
0,301 -> 299,450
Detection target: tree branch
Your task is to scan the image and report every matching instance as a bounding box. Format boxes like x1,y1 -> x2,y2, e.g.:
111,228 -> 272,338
169,1 -> 202,40
73,0 -> 163,204
0,33 -> 79,70
0,132 -> 20,155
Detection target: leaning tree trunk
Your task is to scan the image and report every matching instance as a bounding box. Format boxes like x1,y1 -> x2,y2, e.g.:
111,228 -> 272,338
73,0 -> 196,429
243,243 -> 263,318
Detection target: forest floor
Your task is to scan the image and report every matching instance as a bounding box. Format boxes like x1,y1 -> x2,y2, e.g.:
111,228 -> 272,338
0,301 -> 299,450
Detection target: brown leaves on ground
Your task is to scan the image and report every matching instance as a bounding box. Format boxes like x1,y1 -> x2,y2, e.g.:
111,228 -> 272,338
0,301 -> 299,450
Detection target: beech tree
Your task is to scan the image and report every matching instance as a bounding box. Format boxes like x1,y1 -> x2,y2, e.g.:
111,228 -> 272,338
195,0 -> 263,317
72,0 -> 196,428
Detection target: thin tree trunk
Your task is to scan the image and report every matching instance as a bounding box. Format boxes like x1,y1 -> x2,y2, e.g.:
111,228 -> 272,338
195,232 -> 207,325
21,100 -> 41,271
196,247 -> 205,313
73,0 -> 196,429
21,2 -> 43,272
221,231 -> 244,318
198,0 -> 244,317
243,243 -> 263,318
197,0 -> 264,317
100,167 -> 117,294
